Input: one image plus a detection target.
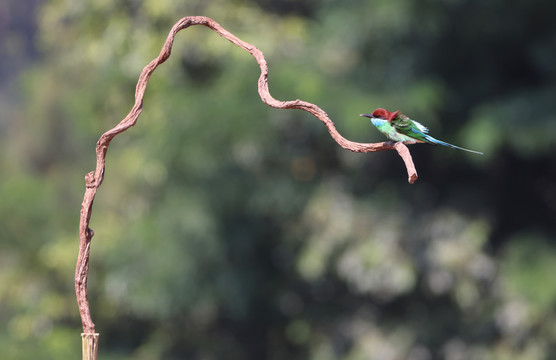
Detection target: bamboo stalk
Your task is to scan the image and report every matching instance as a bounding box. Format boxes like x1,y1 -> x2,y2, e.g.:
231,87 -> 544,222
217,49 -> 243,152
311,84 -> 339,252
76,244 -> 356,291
81,333 -> 99,360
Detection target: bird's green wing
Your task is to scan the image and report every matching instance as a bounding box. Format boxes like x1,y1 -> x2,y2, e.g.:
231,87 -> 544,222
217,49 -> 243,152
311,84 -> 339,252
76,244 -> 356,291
391,114 -> 430,143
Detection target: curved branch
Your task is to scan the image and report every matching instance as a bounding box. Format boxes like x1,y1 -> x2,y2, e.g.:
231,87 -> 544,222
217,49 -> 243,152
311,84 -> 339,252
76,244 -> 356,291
76,15 -> 418,334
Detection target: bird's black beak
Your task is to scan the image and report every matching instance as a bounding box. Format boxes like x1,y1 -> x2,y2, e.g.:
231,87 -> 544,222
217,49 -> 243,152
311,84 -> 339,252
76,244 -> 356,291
360,114 -> 372,118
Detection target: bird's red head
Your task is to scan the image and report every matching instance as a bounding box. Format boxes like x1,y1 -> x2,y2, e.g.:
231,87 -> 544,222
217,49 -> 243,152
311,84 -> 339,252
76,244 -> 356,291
371,108 -> 399,122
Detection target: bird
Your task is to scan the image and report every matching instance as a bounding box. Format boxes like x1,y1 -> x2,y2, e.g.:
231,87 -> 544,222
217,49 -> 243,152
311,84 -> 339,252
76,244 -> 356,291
360,108 -> 483,154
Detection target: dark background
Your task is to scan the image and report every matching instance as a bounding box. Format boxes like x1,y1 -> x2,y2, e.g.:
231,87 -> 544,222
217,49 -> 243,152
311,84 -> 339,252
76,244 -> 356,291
1,0 -> 555,359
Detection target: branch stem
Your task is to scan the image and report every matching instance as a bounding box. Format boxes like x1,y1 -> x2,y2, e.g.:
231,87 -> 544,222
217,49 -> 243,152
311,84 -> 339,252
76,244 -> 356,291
75,14 -> 419,354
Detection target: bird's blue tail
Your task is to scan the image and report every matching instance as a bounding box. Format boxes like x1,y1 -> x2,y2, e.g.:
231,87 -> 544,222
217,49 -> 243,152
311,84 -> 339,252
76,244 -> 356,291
424,135 -> 483,155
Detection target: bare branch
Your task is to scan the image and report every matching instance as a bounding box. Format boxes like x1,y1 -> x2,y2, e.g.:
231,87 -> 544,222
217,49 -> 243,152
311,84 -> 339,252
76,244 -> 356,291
75,15 -> 419,336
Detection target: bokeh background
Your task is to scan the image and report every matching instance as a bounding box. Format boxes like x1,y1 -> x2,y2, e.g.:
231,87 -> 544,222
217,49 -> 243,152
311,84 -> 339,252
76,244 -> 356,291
2,0 -> 556,359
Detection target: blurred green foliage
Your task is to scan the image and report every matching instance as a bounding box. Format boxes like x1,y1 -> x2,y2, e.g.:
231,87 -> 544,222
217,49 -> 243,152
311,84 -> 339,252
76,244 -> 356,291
1,0 -> 556,359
